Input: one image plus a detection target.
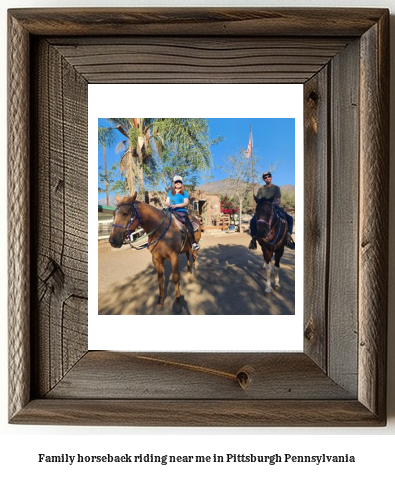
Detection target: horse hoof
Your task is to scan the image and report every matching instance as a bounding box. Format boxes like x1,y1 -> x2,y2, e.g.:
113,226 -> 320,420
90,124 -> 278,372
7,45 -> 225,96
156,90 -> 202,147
173,301 -> 182,313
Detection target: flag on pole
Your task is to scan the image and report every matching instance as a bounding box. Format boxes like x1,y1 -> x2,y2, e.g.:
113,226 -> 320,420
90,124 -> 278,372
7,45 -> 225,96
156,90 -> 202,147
246,125 -> 253,158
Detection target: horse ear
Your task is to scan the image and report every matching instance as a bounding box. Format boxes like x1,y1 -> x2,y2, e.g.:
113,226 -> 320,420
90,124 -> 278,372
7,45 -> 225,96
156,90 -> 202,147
124,192 -> 137,204
115,193 -> 122,204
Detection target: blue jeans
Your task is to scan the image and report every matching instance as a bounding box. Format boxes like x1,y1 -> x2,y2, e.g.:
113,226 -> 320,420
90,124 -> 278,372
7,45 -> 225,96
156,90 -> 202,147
250,209 -> 293,237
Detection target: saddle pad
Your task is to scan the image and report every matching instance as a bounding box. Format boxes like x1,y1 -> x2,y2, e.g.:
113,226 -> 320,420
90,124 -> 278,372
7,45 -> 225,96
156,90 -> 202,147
173,214 -> 200,232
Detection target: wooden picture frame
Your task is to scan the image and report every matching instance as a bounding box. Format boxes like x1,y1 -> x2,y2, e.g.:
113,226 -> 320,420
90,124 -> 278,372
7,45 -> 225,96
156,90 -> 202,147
8,8 -> 389,426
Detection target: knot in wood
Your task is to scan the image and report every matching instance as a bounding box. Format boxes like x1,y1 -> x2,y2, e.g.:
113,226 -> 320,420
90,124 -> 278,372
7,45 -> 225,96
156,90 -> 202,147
236,365 -> 255,390
308,91 -> 319,103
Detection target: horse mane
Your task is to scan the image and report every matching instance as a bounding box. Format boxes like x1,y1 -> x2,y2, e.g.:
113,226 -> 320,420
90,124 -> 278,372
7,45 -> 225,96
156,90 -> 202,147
116,196 -> 168,219
116,198 -> 135,208
256,196 -> 275,207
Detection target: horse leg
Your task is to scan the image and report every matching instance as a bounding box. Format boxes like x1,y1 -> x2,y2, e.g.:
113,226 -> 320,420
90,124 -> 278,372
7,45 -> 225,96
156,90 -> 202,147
152,256 -> 165,307
263,260 -> 273,293
185,250 -> 192,274
273,264 -> 280,288
185,250 -> 196,280
170,254 -> 182,313
274,247 -> 284,288
262,249 -> 273,293
192,226 -> 200,270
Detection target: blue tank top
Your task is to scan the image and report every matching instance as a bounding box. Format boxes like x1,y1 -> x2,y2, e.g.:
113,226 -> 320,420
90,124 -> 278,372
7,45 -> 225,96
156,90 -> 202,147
167,190 -> 188,213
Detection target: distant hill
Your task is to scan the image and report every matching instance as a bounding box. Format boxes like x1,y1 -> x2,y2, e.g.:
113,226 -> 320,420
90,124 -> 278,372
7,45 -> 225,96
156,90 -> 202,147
98,196 -> 117,207
197,179 -> 295,197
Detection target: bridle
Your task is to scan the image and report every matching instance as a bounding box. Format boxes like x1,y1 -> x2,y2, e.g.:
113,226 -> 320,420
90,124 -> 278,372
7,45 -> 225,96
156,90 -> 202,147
256,203 -> 285,247
112,202 -> 141,242
112,201 -> 172,249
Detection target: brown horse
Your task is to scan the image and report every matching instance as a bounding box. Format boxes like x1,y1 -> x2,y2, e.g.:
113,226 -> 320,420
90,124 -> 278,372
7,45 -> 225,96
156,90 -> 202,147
109,192 -> 201,312
254,196 -> 288,294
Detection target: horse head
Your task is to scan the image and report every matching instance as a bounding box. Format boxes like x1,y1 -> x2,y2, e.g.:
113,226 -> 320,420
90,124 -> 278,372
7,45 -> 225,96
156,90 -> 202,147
109,192 -> 138,248
255,196 -> 275,239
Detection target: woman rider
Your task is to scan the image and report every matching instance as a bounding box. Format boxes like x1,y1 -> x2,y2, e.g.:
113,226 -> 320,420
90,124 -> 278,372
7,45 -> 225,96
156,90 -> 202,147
165,175 -> 200,251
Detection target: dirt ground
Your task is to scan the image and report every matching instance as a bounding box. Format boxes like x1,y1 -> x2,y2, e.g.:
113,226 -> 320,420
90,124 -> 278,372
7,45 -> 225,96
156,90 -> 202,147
98,230 -> 295,315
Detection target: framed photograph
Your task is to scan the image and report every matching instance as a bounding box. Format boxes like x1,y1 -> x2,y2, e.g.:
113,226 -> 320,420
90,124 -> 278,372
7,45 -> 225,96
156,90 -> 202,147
8,8 -> 389,426
91,85 -> 302,351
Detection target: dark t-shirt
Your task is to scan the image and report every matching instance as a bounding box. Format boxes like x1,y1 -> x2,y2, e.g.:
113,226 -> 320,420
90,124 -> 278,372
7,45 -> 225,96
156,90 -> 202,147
256,184 -> 281,201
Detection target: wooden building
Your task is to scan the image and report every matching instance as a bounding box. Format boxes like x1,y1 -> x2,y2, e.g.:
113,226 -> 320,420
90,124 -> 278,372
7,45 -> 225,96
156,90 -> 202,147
189,190 -> 230,232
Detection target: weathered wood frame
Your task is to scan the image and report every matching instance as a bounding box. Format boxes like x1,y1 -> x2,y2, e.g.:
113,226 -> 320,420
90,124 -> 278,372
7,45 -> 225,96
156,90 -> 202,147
8,8 -> 389,426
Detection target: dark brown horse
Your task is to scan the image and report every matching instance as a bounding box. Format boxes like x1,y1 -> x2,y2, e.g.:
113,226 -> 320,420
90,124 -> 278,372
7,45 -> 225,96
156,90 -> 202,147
254,196 -> 288,293
109,192 -> 201,312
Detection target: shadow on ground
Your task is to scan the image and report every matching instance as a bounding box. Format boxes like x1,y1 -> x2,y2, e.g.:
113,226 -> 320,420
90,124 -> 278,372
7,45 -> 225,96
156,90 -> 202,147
98,243 -> 295,315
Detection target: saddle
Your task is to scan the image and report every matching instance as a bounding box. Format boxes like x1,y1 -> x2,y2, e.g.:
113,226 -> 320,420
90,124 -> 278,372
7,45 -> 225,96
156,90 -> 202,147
172,211 -> 200,233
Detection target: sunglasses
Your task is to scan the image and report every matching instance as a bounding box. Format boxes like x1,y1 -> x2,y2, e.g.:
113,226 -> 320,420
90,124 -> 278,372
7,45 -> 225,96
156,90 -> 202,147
263,175 -> 272,179
174,180 -> 182,184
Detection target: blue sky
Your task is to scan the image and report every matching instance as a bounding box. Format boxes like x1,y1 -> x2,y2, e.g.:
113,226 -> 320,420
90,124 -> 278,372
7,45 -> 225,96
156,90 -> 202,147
98,118 -> 295,199
208,118 -> 295,184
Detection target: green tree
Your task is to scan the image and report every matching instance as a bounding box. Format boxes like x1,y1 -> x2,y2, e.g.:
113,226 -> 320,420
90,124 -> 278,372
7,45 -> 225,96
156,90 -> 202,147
99,162 -> 128,200
98,126 -> 117,206
281,190 -> 295,209
106,118 -> 218,200
221,148 -> 263,232
221,148 -> 279,231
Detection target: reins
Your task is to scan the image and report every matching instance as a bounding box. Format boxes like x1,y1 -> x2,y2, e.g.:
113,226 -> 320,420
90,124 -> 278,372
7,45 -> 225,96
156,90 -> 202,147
112,202 -> 172,250
257,204 -> 287,249
130,211 -> 172,250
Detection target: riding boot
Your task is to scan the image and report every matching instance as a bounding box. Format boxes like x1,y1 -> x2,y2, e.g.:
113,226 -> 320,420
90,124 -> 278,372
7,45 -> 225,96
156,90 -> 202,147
184,217 -> 200,251
286,233 -> 295,250
249,237 -> 257,250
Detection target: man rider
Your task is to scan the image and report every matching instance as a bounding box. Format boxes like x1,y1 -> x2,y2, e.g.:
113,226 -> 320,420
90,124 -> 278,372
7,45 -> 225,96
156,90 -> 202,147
249,171 -> 295,250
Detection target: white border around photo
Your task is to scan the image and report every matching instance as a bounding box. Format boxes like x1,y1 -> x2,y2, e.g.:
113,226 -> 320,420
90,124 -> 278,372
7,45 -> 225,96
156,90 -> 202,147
88,84 -> 303,352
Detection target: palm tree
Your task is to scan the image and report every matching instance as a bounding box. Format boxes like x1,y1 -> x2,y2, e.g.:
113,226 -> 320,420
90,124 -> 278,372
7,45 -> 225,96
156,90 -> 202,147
98,126 -> 116,206
107,118 -> 213,198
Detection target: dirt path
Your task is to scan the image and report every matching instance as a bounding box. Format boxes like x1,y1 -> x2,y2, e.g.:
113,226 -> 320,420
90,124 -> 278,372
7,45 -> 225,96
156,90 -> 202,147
98,232 -> 295,315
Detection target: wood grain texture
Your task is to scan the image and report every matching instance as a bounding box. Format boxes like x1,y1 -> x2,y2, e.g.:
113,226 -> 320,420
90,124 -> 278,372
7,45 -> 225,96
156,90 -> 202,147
8,8 -> 387,37
8,13 -> 31,421
30,39 -> 88,398
327,39 -> 360,396
7,8 -> 389,426
11,399 -> 384,427
303,68 -> 330,370
46,352 -> 354,400
49,37 -> 350,84
359,12 -> 389,420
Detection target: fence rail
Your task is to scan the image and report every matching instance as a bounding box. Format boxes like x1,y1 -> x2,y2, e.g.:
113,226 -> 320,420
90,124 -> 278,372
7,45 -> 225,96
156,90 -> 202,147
98,220 -> 146,245
98,219 -> 113,240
